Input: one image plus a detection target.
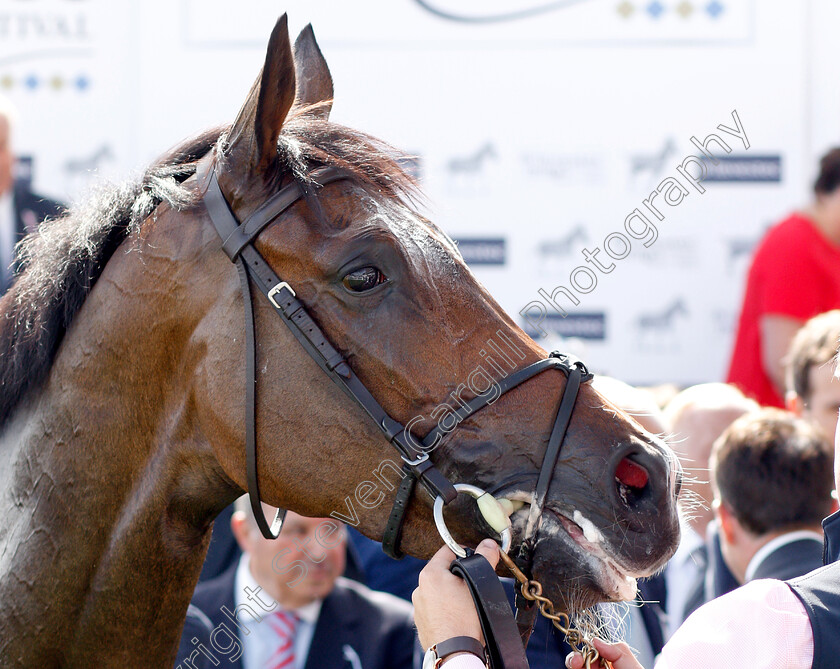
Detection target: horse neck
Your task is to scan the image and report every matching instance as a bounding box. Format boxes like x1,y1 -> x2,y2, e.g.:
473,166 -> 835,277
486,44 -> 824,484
0,205 -> 237,667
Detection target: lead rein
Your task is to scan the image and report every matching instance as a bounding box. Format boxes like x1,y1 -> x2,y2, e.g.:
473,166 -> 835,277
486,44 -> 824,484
435,485 -> 611,669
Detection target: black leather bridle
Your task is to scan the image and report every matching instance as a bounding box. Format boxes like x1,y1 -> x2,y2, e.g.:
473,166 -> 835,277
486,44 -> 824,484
195,150 -> 593,568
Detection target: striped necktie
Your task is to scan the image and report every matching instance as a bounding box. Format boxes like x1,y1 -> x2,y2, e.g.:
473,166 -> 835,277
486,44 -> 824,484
266,610 -> 299,669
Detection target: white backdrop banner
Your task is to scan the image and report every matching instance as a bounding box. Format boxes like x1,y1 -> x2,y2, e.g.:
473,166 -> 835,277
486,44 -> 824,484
1,0 -> 835,386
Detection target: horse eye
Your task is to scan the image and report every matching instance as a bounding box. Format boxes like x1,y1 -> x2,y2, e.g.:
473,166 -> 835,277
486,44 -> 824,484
342,267 -> 387,292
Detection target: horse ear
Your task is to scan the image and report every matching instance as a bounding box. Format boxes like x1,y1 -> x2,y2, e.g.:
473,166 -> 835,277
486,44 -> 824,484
293,24 -> 333,120
226,15 -> 296,176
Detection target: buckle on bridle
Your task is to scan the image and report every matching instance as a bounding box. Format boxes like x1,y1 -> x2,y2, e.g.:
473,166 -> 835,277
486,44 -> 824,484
549,350 -> 593,382
401,451 -> 430,467
267,281 -> 296,308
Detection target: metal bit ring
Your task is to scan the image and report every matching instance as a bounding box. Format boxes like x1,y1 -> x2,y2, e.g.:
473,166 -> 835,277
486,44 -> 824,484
433,483 -> 512,558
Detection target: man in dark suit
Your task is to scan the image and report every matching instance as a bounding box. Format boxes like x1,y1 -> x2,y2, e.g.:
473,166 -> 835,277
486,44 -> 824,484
661,383 -> 757,634
0,103 -> 64,295
711,408 -> 837,587
175,498 -> 418,669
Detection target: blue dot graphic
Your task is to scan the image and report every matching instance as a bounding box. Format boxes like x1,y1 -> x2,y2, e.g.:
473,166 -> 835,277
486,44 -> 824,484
707,1 -> 724,18
647,1 -> 665,19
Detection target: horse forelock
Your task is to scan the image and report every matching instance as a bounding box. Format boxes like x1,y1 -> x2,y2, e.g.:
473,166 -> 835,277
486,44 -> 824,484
0,117 -> 423,430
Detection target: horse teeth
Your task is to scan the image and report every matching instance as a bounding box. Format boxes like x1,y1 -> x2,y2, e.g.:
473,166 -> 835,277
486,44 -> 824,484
572,510 -> 604,545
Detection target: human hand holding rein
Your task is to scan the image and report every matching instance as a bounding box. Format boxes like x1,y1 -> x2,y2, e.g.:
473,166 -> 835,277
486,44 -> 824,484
412,538 -> 500,650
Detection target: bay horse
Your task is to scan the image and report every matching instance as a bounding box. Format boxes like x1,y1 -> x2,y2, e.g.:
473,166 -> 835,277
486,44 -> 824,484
0,16 -> 680,667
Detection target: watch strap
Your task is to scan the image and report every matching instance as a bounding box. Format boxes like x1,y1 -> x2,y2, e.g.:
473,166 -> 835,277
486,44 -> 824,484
434,636 -> 486,664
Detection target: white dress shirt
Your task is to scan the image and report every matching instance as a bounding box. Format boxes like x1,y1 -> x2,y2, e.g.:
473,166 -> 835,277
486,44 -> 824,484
656,578 -> 813,668
234,554 -> 322,669
663,521 -> 704,639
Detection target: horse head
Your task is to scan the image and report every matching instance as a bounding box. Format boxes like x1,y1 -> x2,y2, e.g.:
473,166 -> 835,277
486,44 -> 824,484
190,16 -> 680,613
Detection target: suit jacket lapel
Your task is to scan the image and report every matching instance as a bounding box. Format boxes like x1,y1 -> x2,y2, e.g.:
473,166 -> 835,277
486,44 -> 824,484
191,566 -> 243,669
303,586 -> 363,669
1,190 -> 16,294
13,184 -> 27,238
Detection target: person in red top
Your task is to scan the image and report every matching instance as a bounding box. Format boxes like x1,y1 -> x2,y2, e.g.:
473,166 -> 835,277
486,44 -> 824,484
727,148 -> 840,407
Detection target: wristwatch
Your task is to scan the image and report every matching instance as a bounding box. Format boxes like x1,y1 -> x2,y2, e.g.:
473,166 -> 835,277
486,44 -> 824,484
422,636 -> 486,669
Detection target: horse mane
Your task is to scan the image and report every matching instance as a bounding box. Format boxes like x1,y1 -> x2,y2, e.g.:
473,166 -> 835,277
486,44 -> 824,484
0,112 -> 418,428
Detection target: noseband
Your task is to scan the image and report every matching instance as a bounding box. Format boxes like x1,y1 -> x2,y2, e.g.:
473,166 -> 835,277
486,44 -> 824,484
195,151 -> 593,566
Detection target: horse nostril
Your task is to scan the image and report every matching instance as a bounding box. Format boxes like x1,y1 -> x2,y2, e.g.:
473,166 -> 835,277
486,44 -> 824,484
616,456 -> 649,489
615,456 -> 649,506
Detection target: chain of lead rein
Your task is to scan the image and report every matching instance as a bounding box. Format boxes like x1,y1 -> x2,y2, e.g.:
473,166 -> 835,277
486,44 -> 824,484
498,551 -> 612,669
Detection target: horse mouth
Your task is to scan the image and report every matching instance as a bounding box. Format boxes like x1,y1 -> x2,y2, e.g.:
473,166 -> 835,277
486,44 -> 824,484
546,508 -> 639,601
502,499 -> 641,603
